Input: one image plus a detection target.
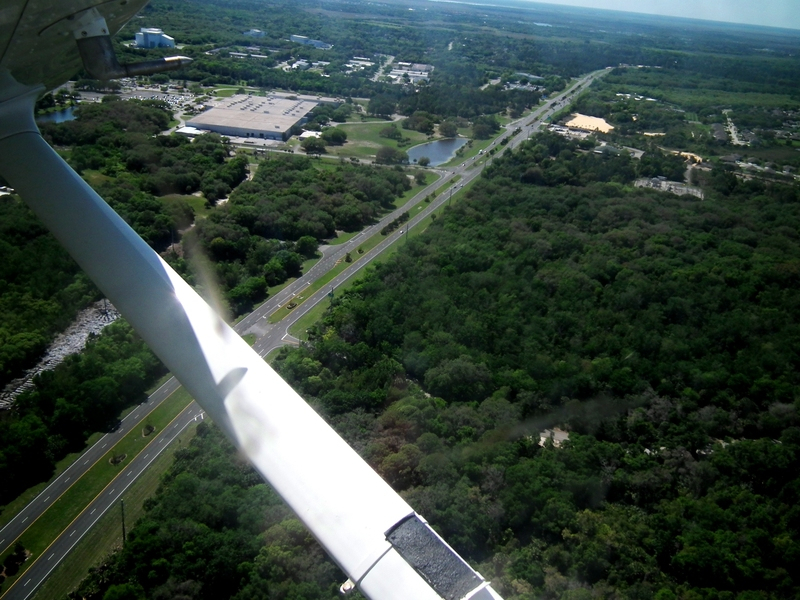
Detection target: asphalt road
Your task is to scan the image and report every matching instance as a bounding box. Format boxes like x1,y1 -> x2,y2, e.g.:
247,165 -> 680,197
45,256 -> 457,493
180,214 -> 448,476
3,403 -> 205,600
0,375 -> 181,556
0,68 -> 606,600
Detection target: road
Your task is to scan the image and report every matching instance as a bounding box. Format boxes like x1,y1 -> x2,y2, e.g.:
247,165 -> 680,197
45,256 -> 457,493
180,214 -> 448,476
0,67 -> 606,600
4,403 -> 205,600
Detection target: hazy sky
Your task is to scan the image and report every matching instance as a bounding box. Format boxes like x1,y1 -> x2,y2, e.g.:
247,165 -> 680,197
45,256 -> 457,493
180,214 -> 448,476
534,0 -> 800,30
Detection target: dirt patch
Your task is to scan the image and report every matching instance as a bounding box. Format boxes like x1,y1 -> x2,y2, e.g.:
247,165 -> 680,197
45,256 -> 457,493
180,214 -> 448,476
565,113 -> 614,133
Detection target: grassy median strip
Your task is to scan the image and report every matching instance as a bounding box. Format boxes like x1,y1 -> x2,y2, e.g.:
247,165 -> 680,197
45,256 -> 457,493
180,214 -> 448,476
0,387 -> 195,591
33,421 -> 201,600
268,222 -> 397,324
0,374 -> 178,531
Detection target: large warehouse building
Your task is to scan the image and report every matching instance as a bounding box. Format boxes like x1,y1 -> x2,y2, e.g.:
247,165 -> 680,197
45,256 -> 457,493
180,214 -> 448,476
186,95 -> 318,141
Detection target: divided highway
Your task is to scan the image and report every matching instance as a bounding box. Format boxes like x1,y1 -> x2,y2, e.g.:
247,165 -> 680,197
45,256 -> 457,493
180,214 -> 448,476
0,68 -> 606,600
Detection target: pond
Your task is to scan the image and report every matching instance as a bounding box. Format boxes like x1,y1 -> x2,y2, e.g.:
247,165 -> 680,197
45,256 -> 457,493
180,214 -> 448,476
36,106 -> 77,124
406,137 -> 469,166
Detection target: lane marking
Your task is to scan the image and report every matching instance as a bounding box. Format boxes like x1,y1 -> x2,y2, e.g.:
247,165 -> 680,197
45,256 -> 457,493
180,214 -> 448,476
48,553 -> 54,561
44,496 -> 49,502
90,508 -> 96,514
70,530 -> 76,536
22,517 -> 28,523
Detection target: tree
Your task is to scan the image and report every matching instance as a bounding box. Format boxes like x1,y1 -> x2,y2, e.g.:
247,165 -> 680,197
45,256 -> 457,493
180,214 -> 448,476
375,146 -> 408,165
300,137 -> 326,155
439,120 -> 458,138
368,96 -> 395,118
321,128 -> 347,146
294,235 -> 319,258
417,156 -> 431,167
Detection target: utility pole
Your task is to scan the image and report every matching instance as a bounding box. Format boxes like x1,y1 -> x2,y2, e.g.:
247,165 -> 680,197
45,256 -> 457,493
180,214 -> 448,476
121,498 -> 126,544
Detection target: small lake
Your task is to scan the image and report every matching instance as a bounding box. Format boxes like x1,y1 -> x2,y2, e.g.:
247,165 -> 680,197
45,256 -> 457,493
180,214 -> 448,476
36,106 -> 77,124
406,137 -> 468,166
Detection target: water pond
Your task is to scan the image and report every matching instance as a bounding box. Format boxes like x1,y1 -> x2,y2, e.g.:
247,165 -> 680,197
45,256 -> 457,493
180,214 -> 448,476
36,106 -> 77,124
406,137 -> 468,166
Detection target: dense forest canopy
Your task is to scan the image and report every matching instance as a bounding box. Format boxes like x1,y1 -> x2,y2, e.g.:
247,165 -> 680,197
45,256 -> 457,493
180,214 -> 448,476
69,128 -> 800,598
1,0 -> 800,598
0,198 -> 96,388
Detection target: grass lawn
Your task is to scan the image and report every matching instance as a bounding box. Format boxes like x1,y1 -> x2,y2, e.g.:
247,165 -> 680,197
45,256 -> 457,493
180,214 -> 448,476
330,121 -> 430,160
161,194 -> 211,220
33,422 -> 200,600
81,170 -> 113,187
0,388 -> 195,589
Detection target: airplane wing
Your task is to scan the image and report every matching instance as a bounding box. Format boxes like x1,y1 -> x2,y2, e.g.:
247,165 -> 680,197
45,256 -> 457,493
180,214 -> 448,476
0,2 -> 503,599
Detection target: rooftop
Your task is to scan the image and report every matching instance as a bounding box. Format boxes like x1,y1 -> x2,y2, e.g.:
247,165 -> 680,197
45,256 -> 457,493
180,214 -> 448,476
188,94 -> 318,133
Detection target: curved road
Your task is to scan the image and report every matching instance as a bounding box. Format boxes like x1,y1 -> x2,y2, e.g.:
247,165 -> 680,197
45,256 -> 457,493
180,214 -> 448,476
0,67 -> 607,600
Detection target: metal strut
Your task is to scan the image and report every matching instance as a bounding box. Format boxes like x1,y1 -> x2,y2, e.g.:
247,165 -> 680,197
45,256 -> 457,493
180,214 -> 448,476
72,8 -> 191,80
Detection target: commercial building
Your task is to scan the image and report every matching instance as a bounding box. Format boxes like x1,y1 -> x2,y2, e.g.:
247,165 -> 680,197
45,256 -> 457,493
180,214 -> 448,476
134,28 -> 175,48
186,94 -> 318,141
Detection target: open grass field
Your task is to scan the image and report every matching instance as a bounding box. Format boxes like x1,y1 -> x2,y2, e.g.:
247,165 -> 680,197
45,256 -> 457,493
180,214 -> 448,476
161,193 -> 211,220
330,121 -> 431,159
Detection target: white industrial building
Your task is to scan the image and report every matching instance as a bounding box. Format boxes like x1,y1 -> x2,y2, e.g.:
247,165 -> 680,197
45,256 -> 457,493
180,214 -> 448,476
134,28 -> 175,48
290,35 -> 332,50
186,94 -> 318,141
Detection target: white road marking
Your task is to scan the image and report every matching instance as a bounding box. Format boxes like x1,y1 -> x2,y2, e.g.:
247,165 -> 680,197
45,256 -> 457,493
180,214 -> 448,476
70,530 -> 76,536
44,496 -> 50,502
90,508 -> 96,514
65,477 -> 70,483
48,553 -> 55,560
144,454 -> 149,459
109,489 -> 115,494
127,471 -> 132,477
22,517 -> 28,523
102,443 -> 107,448
24,579 -> 31,586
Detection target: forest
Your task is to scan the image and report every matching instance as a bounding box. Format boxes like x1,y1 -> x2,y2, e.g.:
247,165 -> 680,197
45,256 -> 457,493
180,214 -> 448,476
2,0 -> 800,598
1,100 -> 244,387
180,155 -> 414,314
0,321 -> 163,504
0,197 -> 97,388
65,128 -> 800,599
